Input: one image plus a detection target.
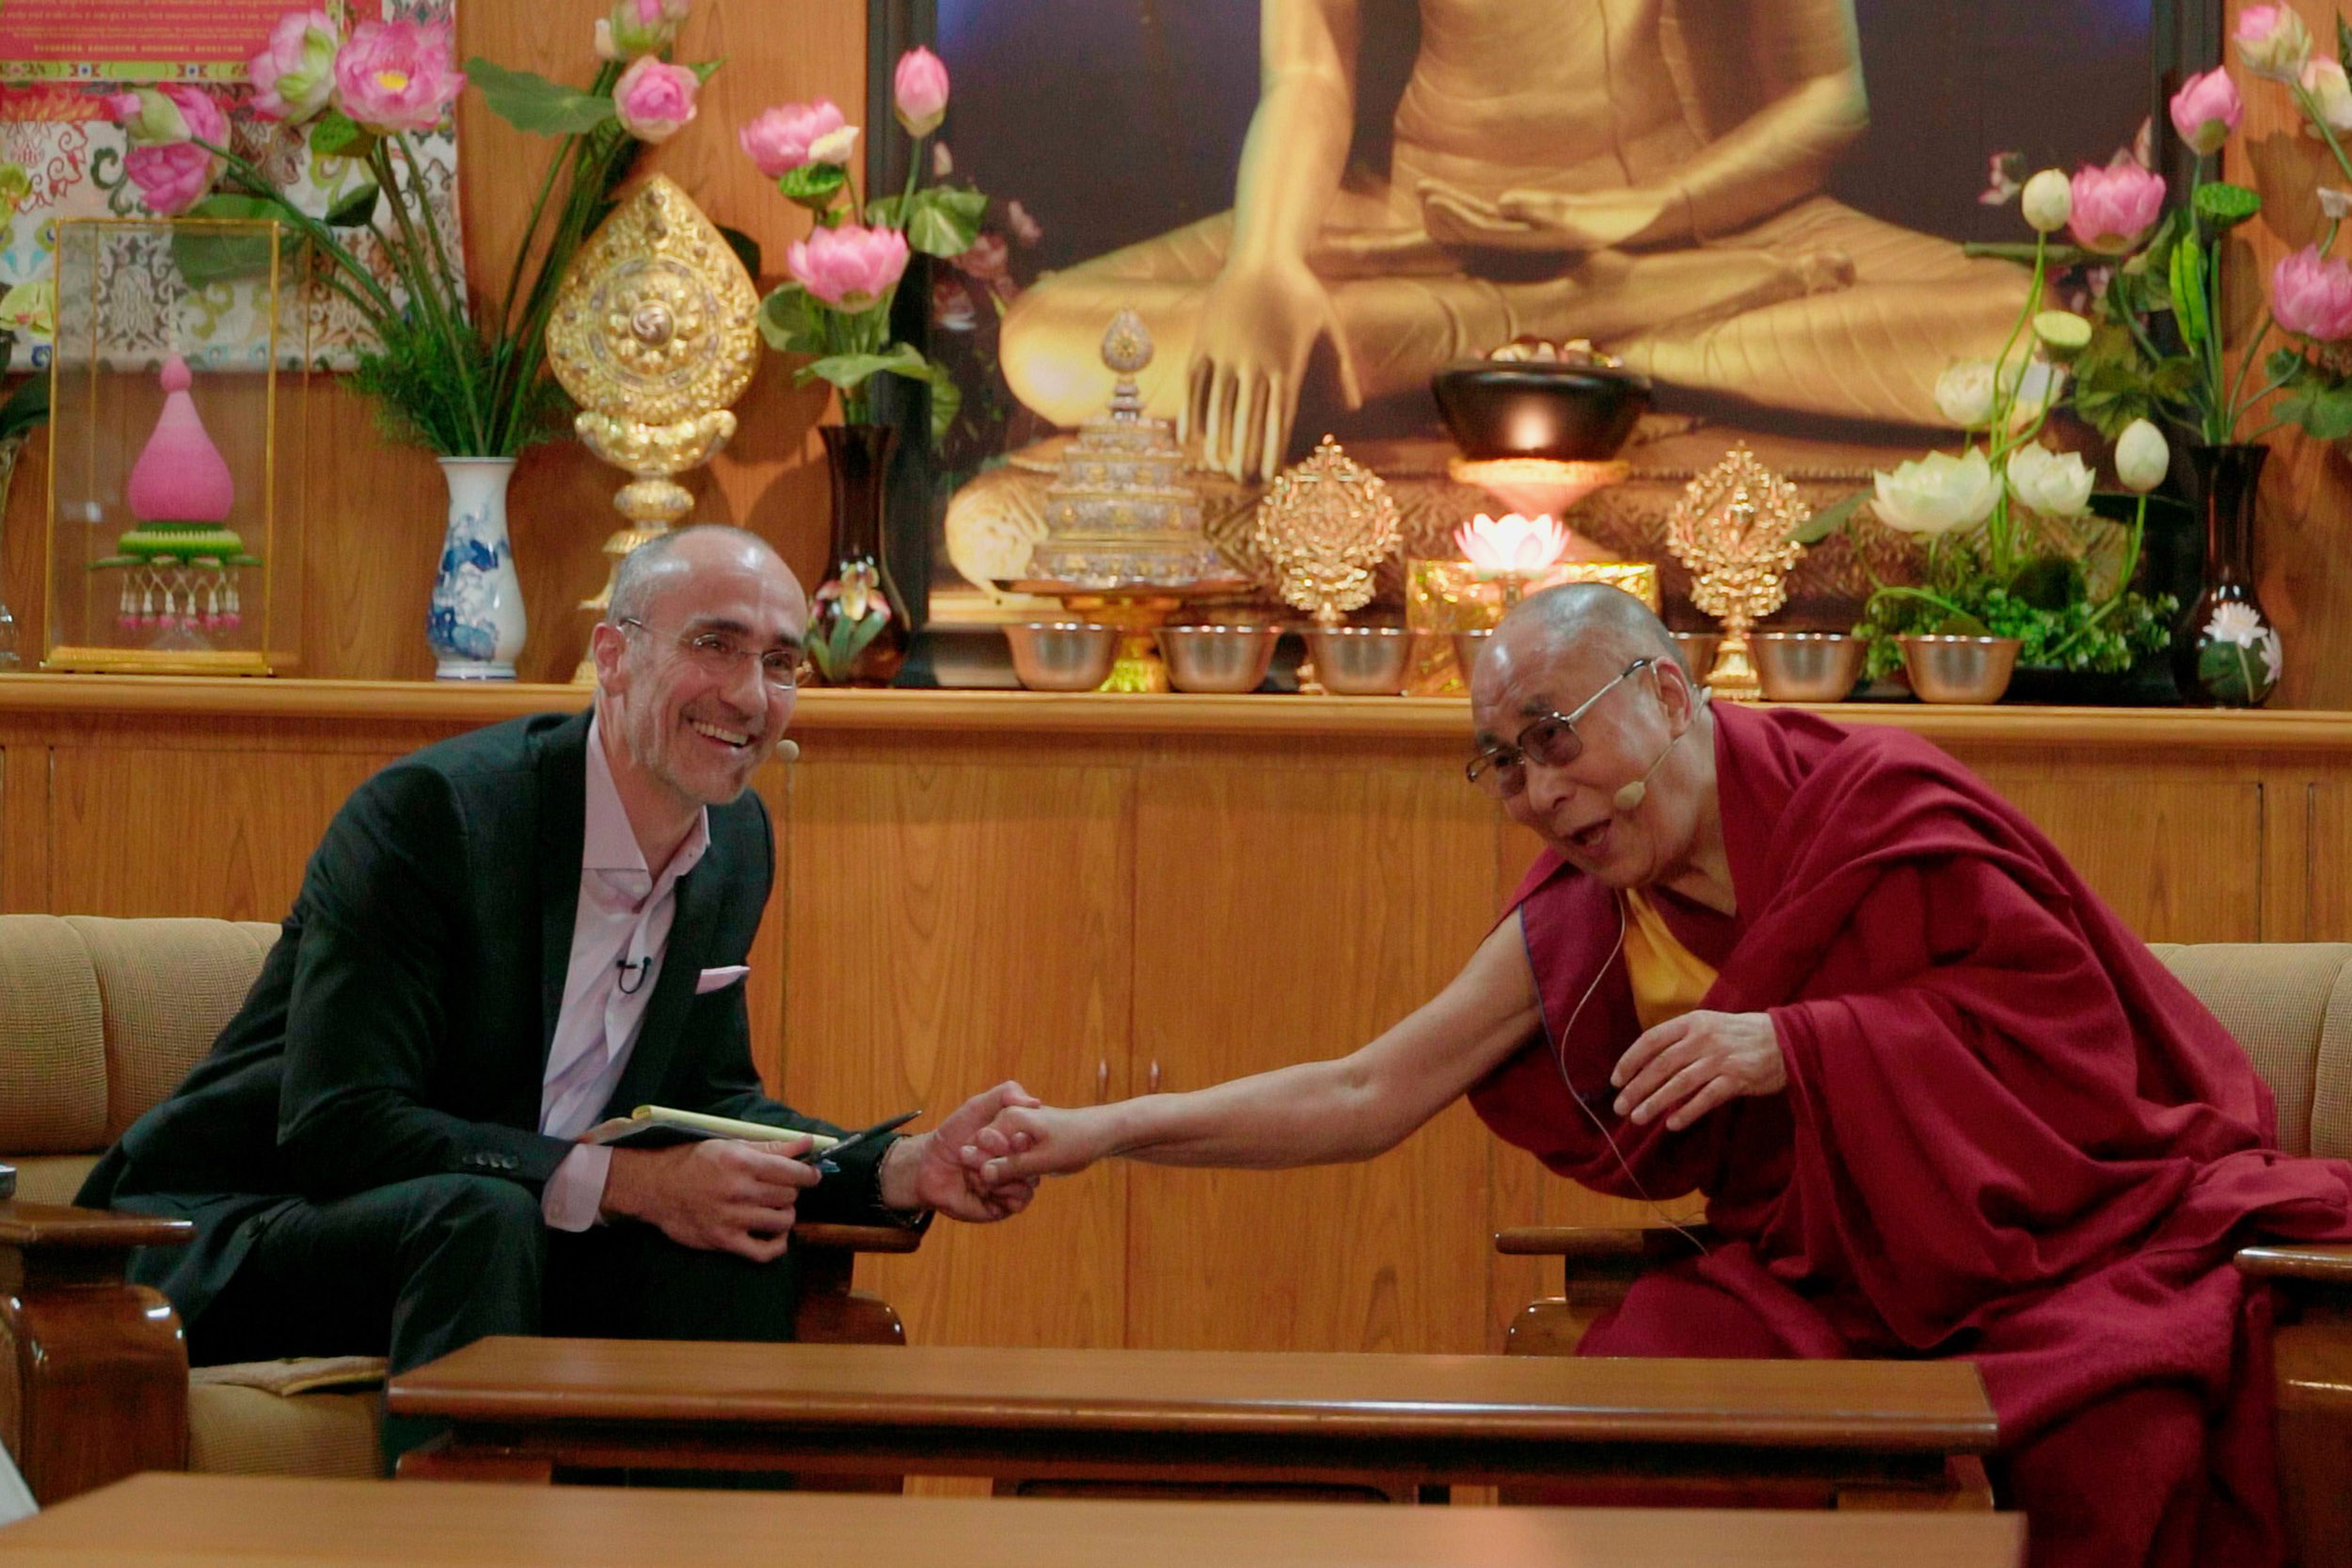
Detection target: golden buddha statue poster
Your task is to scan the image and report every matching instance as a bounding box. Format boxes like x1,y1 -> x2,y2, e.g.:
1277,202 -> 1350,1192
902,0 -> 2169,619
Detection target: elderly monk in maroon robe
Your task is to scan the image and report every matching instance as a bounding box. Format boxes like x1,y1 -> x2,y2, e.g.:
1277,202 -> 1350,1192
968,583 -> 2352,1568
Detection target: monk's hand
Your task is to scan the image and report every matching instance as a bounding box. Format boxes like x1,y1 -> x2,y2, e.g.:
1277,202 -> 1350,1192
1419,180 -> 1665,254
961,1103 -> 1115,1187
1184,256 -> 1361,482
877,1081 -> 1043,1224
599,1136 -> 818,1263
1611,1010 -> 1786,1131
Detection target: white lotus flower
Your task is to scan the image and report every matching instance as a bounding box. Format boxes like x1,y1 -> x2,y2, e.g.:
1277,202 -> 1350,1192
2115,419 -> 2169,492
2005,443 -> 2096,517
2021,168 -> 2074,233
1454,513 -> 1570,571
2204,601 -> 2267,647
1871,448 -> 2000,536
1934,360 -> 1997,427
2001,361 -> 2068,428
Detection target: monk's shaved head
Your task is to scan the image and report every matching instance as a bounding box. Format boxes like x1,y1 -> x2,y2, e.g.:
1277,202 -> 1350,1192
1475,584 -> 1683,708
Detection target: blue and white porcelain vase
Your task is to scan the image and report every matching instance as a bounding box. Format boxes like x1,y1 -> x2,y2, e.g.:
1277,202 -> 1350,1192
426,456 -> 526,680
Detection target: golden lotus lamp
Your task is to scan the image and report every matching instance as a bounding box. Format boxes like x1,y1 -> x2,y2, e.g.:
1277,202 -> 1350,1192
546,173 -> 762,682
1664,443 -> 1811,703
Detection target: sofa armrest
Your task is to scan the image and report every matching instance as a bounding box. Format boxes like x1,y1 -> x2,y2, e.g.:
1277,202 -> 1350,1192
789,1222 -> 924,1347
2236,1242 -> 2352,1289
0,1201 -> 194,1506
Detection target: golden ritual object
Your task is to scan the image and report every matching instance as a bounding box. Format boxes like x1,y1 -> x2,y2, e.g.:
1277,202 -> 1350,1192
1002,309 -> 1246,691
1665,443 -> 1811,703
546,173 -> 761,681
1251,435 -> 1401,626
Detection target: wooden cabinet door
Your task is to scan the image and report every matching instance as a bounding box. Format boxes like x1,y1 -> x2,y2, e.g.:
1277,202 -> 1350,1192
1128,764 -> 1501,1354
783,759 -> 1132,1350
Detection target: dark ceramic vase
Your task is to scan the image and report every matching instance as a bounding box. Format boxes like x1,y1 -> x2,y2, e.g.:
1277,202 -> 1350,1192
2174,443 -> 2280,708
809,422 -> 909,687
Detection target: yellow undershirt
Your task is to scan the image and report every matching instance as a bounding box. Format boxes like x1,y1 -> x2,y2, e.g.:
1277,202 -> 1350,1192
1619,887 -> 1719,1032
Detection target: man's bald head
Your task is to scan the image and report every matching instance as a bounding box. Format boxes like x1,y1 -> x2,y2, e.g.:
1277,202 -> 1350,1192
1477,583 -> 1684,703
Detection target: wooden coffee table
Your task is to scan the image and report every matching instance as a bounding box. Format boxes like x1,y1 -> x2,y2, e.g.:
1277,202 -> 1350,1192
0,1472 -> 2026,1567
389,1338 -> 1998,1506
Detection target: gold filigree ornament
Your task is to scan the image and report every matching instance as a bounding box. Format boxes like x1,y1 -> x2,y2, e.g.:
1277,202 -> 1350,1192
1251,436 -> 1402,626
1664,443 -> 1811,702
547,174 -> 762,680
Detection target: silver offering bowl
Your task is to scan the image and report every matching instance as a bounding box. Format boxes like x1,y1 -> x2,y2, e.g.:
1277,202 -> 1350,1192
1451,629 -> 1494,687
1899,635 -> 2023,704
1672,632 -> 1721,684
1751,632 -> 1866,703
1004,622 -> 1120,691
1305,626 -> 1414,696
1157,625 -> 1281,693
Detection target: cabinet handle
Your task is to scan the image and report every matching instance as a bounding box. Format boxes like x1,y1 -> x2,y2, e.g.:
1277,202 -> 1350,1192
1148,1060 -> 1162,1094
1096,1060 -> 1109,1102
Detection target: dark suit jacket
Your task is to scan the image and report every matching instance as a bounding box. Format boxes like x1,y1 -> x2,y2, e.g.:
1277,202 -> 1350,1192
79,710 -> 900,1328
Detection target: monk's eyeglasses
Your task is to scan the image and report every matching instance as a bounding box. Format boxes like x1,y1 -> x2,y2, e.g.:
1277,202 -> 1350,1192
1464,657 -> 1655,800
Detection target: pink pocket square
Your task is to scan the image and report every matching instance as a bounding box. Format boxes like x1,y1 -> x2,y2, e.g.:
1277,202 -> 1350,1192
695,965 -> 750,994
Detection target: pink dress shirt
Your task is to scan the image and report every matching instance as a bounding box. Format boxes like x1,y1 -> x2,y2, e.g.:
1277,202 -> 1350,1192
537,717 -> 712,1231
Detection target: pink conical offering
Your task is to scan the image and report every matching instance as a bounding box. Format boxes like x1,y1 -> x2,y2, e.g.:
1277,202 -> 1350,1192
125,355 -> 234,523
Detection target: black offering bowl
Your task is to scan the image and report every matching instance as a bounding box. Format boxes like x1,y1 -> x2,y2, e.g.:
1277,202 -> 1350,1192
1431,360 -> 1654,462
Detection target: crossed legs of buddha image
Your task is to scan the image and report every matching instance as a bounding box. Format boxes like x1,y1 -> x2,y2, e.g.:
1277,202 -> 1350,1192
994,0 -> 2030,483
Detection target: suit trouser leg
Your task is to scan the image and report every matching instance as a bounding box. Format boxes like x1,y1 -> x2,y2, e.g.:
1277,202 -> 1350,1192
541,1220 -> 801,1342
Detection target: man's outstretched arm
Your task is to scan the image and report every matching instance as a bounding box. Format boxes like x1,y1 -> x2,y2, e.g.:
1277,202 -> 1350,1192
966,912 -> 1543,1184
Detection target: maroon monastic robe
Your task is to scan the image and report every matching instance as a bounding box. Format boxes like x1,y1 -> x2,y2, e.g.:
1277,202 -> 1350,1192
1471,703 -> 2352,1568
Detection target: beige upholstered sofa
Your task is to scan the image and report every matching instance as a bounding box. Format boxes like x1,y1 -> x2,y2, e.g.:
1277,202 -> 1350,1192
1499,942 -> 2352,1568
0,914 -> 915,1505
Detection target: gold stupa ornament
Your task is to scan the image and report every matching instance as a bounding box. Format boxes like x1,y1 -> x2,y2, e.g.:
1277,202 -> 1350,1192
547,173 -> 761,676
1028,310 -> 1225,587
1665,443 -> 1810,702
1252,436 -> 1401,625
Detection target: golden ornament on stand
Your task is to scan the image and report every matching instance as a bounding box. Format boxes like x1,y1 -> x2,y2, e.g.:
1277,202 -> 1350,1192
1251,435 -> 1402,625
1664,443 -> 1811,702
546,173 -> 762,681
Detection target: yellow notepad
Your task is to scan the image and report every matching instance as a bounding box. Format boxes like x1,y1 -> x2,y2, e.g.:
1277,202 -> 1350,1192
581,1105 -> 840,1150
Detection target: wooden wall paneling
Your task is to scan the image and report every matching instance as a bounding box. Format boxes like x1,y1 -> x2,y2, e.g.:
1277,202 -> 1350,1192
0,742 -> 51,911
1128,764 -> 1499,1355
1957,760 -> 2264,942
46,747 -> 401,920
2310,780 -> 2352,942
453,0 -> 860,686
782,758 -> 1132,1350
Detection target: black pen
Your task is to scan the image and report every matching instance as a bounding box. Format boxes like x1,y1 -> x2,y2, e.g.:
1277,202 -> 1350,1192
813,1109 -> 921,1174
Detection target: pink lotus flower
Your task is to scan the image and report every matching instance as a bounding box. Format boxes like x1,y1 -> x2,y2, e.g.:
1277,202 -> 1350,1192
2067,162 -> 2166,254
2272,245 -> 2352,340
2169,67 -> 2242,155
596,0 -> 690,62
333,19 -> 465,135
106,84 -> 227,148
893,46 -> 949,137
249,9 -> 340,124
123,141 -> 220,215
2236,5 -> 2313,82
787,223 -> 910,311
1454,513 -> 1570,571
613,55 -> 697,143
739,99 -> 848,178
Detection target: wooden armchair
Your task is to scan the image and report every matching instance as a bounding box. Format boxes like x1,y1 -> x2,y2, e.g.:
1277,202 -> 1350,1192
1494,940 -> 2352,1566
0,913 -> 919,1507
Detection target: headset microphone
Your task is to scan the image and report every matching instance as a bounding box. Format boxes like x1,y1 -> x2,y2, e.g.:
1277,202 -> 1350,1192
1610,689 -> 1709,814
775,737 -> 801,763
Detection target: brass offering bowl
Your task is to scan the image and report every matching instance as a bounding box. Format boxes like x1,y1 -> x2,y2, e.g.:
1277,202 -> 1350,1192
1751,632 -> 1865,703
1899,635 -> 2023,704
1157,625 -> 1281,693
1305,626 -> 1414,696
1005,622 -> 1120,691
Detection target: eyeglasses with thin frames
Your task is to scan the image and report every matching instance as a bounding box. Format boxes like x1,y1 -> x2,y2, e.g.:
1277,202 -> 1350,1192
1464,657 -> 1655,800
616,617 -> 809,690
